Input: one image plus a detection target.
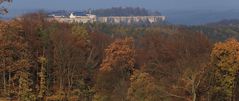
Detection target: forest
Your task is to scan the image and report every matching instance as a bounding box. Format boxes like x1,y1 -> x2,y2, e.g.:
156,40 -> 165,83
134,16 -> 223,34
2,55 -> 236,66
1,11 -> 239,101
91,7 -> 161,17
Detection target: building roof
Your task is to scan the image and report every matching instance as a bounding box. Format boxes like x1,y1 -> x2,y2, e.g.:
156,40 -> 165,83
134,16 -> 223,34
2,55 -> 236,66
48,11 -> 70,17
72,12 -> 87,16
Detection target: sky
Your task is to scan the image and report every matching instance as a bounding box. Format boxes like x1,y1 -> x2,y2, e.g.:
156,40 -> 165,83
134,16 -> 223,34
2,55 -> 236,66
7,0 -> 239,11
2,0 -> 239,25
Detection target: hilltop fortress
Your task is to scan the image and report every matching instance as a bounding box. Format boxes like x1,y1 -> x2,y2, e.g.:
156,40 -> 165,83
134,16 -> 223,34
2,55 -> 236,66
48,11 -> 166,24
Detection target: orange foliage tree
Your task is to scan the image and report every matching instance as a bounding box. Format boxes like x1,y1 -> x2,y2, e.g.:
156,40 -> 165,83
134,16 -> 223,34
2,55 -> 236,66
94,37 -> 135,101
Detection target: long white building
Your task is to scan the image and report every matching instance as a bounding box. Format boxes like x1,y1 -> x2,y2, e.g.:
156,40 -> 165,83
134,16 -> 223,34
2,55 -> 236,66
48,11 -> 166,24
48,11 -> 97,23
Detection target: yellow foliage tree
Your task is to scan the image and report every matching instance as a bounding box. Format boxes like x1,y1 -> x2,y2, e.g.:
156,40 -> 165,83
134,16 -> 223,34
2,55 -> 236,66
17,69 -> 36,101
71,24 -> 89,41
37,56 -> 47,100
127,70 -> 162,101
210,38 -> 239,101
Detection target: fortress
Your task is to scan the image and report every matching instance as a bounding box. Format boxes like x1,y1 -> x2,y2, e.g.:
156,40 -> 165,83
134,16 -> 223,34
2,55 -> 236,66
48,11 -> 166,24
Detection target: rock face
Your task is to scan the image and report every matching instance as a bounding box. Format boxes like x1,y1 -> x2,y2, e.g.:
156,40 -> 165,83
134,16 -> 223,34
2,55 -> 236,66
97,16 -> 166,24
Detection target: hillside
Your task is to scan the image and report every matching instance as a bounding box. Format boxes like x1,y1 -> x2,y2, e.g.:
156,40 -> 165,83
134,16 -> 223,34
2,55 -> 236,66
1,11 -> 239,101
162,9 -> 239,25
207,19 -> 239,26
92,7 -> 161,16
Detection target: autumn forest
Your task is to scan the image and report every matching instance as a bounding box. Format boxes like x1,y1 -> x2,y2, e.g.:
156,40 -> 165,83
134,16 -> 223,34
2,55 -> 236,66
0,12 -> 239,101
1,1 -> 239,101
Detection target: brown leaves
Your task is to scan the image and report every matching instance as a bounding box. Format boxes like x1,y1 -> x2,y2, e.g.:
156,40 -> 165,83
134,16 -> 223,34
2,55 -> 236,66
94,37 -> 136,101
100,37 -> 135,72
0,20 -> 32,72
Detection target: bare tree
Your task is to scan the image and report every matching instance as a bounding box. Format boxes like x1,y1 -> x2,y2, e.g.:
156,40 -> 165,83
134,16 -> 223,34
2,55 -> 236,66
0,0 -> 12,15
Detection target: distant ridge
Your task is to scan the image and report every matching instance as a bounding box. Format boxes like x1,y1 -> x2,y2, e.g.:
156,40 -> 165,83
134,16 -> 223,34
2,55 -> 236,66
207,19 -> 239,26
92,7 -> 161,17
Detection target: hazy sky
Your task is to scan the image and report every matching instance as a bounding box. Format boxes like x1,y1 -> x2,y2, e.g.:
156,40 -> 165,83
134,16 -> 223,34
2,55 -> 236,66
8,0 -> 239,11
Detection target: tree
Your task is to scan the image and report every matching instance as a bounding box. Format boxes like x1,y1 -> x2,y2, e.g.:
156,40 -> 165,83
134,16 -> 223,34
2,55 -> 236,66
75,78 -> 94,101
0,20 -> 36,100
0,0 -> 12,14
50,23 -> 95,100
17,69 -> 36,101
127,70 -> 162,101
136,27 -> 211,101
0,21 -> 23,96
99,37 -> 135,72
210,38 -> 239,101
71,24 -> 89,40
0,21 -> 9,96
94,37 -> 135,101
37,56 -> 47,100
